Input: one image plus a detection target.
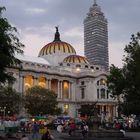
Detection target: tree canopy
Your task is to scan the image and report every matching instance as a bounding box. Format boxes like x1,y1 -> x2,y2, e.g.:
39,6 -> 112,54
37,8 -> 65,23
123,33 -> 140,115
24,86 -> 61,116
0,7 -> 24,84
107,64 -> 125,117
0,86 -> 21,116
78,102 -> 97,117
107,32 -> 140,116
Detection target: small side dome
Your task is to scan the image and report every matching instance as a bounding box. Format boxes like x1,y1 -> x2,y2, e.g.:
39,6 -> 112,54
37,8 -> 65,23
63,55 -> 89,64
38,27 -> 76,57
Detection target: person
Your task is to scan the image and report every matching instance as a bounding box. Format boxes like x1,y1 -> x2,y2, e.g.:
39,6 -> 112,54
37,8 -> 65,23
68,122 -> 76,136
21,135 -> 29,140
32,122 -> 39,139
81,123 -> 88,139
57,124 -> 63,133
119,123 -> 126,136
41,128 -> 53,140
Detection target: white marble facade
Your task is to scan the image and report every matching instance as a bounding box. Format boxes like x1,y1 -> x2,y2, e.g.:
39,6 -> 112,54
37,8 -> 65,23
7,27 -> 117,119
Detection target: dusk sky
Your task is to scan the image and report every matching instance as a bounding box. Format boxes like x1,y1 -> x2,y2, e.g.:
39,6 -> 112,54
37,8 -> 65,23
1,0 -> 140,67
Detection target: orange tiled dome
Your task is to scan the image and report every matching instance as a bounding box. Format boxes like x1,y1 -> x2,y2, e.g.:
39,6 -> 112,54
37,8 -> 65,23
38,41 -> 76,56
38,27 -> 76,56
63,55 -> 89,64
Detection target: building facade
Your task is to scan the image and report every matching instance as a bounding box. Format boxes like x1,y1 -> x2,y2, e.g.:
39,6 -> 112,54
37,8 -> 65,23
8,27 -> 117,119
84,0 -> 109,70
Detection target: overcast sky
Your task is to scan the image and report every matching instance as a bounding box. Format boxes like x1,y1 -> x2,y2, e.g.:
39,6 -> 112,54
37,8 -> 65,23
1,0 -> 140,67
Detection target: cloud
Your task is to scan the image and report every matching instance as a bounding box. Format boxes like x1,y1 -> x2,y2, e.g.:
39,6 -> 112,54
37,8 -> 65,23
0,0 -> 140,67
25,8 -> 46,14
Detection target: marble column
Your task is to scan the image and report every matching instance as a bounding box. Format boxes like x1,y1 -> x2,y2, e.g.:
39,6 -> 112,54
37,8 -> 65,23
49,79 -> 51,90
47,79 -> 51,90
71,82 -> 75,101
21,76 -> 24,95
99,88 -> 101,99
60,81 -> 63,99
57,81 -> 60,98
68,82 -> 71,99
33,77 -> 38,86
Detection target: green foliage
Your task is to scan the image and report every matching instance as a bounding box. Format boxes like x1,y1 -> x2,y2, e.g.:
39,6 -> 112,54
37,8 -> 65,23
107,64 -> 125,98
0,6 -> 24,84
0,86 -> 21,115
122,32 -> 140,115
78,103 -> 97,117
24,86 -> 61,116
107,32 -> 140,116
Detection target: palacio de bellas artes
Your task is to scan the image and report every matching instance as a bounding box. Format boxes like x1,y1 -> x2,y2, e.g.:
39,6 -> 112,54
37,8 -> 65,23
6,1 -> 117,120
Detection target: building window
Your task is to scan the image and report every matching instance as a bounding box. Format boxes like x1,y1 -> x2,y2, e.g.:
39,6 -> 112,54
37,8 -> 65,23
97,89 -> 99,99
97,105 -> 100,114
97,80 -> 99,86
60,63 -> 63,66
67,63 -> 70,66
101,88 -> 105,99
85,65 -> 88,68
81,81 -> 85,85
76,64 -> 81,68
100,79 -> 106,86
63,81 -> 69,99
90,66 -> 94,69
103,106 -> 106,112
64,104 -> 69,114
81,88 -> 85,99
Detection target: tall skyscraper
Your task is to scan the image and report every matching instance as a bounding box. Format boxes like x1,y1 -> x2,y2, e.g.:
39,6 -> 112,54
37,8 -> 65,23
84,0 -> 109,70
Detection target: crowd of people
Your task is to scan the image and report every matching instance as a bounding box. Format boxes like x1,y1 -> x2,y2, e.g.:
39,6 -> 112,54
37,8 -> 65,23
1,116 -> 140,140
56,120 -> 89,139
0,119 -> 54,140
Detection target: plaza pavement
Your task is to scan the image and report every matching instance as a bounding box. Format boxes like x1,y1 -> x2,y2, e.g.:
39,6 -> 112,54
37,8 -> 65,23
1,130 -> 140,140
125,132 -> 140,140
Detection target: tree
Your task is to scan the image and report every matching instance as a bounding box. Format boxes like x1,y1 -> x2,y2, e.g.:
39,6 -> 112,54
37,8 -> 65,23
78,102 -> 97,117
0,86 -> 21,116
107,64 -> 125,117
0,7 -> 24,85
122,32 -> 140,115
24,86 -> 61,116
107,32 -> 140,116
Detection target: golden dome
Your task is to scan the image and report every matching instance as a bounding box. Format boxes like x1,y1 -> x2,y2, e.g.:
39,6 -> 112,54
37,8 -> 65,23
38,41 -> 76,56
63,55 -> 89,64
38,27 -> 76,56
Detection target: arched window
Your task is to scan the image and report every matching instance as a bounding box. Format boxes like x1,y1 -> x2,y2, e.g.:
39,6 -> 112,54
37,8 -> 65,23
85,65 -> 88,68
100,88 -> 105,99
100,79 -> 106,86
